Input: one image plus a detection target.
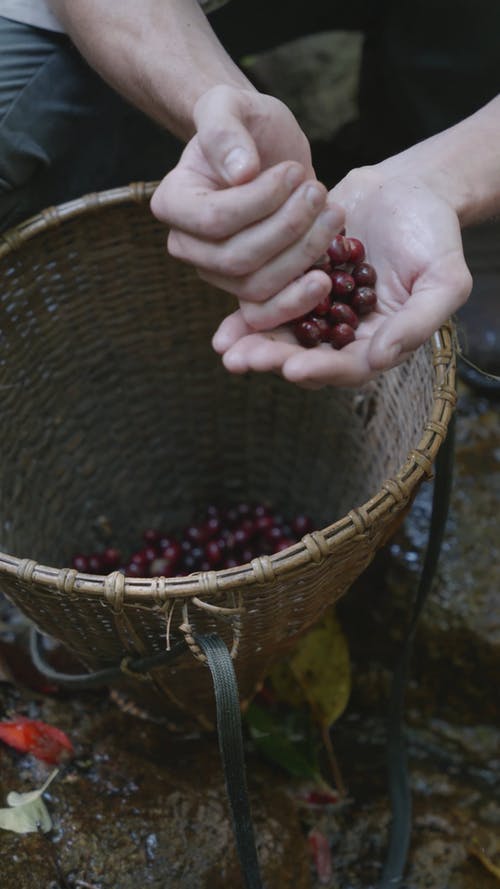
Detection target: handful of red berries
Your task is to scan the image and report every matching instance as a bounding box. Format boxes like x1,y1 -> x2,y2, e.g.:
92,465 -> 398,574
71,503 -> 313,577
292,234 -> 377,349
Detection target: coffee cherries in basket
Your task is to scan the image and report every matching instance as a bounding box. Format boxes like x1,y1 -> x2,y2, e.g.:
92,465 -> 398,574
292,234 -> 377,349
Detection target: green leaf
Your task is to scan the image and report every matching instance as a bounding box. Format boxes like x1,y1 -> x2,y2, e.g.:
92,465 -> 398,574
245,702 -> 322,782
287,609 -> 351,728
0,769 -> 59,834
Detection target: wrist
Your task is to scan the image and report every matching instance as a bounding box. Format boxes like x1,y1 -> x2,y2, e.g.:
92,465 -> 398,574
374,96 -> 500,228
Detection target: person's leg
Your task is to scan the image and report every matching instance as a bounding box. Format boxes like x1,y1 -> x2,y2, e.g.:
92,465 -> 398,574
0,17 -> 182,233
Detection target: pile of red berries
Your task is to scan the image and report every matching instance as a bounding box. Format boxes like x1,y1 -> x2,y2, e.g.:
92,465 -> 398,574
292,234 -> 377,349
71,503 -> 313,577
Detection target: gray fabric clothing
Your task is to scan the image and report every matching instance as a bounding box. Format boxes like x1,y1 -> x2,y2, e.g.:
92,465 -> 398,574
0,0 -> 63,32
0,0 -> 230,33
0,16 -> 181,231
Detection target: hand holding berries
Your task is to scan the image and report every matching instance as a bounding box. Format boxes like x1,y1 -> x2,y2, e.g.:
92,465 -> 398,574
290,234 -> 378,350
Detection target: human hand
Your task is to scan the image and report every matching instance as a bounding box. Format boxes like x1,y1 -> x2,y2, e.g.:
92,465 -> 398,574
211,167 -> 473,387
150,84 -> 344,329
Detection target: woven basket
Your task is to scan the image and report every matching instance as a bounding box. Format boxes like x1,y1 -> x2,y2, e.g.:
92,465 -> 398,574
0,183 -> 456,730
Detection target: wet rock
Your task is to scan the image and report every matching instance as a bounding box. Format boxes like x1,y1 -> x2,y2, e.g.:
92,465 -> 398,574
339,389 -> 500,722
305,714 -> 500,889
0,689 -> 310,889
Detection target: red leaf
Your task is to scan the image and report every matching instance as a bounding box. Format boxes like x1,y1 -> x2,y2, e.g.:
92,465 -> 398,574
300,788 -> 340,808
0,717 -> 73,764
308,827 -> 333,885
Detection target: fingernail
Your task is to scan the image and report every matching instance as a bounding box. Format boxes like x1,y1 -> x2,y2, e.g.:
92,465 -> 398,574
224,147 -> 250,180
224,351 -> 246,373
212,331 -> 230,352
306,184 -> 324,210
320,208 -> 342,227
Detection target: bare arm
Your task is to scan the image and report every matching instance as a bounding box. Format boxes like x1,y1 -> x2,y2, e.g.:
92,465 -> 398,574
376,94 -> 500,227
48,0 -> 254,139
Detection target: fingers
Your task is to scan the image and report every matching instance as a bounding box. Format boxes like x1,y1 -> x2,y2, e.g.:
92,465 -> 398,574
194,86 -> 262,185
223,332 -> 300,375
198,203 -> 343,303
219,330 -> 383,387
168,178 -> 330,273
368,253 -> 472,370
212,309 -> 250,353
152,158 -> 306,239
211,270 -> 330,340
238,271 -> 331,329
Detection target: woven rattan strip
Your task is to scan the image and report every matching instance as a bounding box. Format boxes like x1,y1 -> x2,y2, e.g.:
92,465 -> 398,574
0,184 -> 456,725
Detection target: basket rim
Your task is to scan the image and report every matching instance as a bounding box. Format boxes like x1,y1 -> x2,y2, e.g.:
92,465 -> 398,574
0,182 -> 457,603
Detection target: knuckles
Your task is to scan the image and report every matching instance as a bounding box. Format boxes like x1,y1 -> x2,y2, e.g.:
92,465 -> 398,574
239,301 -> 269,329
195,202 -> 234,240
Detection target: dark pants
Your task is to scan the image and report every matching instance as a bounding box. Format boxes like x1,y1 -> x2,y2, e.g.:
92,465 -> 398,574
0,17 -> 182,232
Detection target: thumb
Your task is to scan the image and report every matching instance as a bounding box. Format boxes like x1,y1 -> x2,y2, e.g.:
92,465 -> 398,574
368,258 -> 472,371
194,86 -> 261,186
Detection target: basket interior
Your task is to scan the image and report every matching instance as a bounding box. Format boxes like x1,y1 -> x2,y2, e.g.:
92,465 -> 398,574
0,197 -> 434,568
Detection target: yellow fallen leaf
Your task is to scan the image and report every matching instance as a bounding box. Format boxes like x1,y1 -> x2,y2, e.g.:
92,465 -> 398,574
0,769 -> 59,834
270,609 -> 351,727
468,845 -> 500,882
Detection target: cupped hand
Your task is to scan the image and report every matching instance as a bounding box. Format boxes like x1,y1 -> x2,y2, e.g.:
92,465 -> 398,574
212,167 -> 473,387
150,84 -> 344,328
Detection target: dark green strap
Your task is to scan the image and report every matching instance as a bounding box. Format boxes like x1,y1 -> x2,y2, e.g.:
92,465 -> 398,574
29,627 -> 188,688
379,412 -> 456,888
32,625 -> 263,888
195,633 -> 263,889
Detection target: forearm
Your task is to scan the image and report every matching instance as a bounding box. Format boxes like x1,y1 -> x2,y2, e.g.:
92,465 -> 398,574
49,0 -> 254,140
376,94 -> 500,227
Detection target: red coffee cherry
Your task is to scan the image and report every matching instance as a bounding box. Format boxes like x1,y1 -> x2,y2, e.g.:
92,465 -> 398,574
205,540 -> 223,567
150,556 -> 176,577
130,550 -> 149,570
351,286 -> 377,316
102,547 -> 122,569
125,561 -> 143,577
329,270 -> 355,299
71,553 -> 89,573
328,302 -> 359,329
72,501 -> 326,577
291,514 -> 312,536
143,528 -> 162,545
293,319 -> 323,348
329,323 -> 356,349
327,234 -> 351,265
352,262 -> 377,287
142,545 -> 159,563
88,553 -> 105,574
314,294 -> 332,316
274,537 -> 297,552
347,238 -> 365,264
309,316 -> 331,342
